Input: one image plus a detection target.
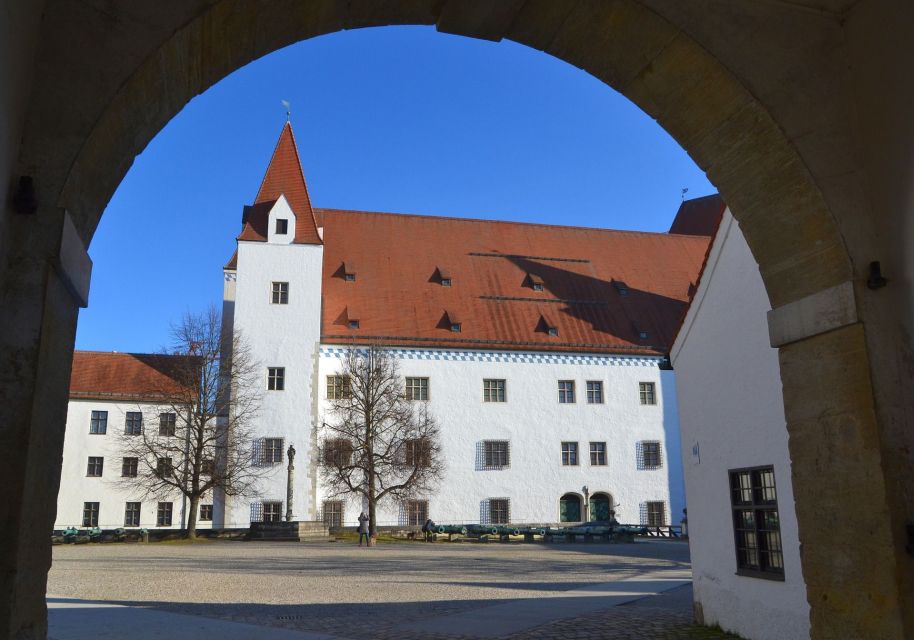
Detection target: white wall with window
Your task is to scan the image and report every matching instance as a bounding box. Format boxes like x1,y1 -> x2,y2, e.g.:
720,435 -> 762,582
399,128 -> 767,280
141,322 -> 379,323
670,209 -> 808,640
56,398 -> 213,530
311,346 -> 684,528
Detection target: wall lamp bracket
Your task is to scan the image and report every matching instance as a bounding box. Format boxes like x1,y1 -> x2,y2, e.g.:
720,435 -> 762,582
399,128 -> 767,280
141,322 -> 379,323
867,261 -> 887,290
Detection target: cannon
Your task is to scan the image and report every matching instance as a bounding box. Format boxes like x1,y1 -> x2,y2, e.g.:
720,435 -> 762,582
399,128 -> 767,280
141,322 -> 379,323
86,527 -> 102,542
466,524 -> 499,536
436,525 -> 468,536
494,526 -> 521,537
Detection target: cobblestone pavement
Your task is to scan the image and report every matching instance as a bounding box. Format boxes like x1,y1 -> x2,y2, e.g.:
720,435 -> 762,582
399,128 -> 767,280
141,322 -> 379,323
49,540 -> 741,639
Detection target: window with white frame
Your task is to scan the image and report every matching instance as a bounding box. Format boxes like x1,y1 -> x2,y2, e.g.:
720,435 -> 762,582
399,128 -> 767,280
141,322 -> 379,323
590,442 -> 607,466
327,374 -> 351,399
558,380 -> 575,403
124,502 -> 140,527
561,442 -> 579,466
263,437 -> 284,465
639,381 -> 656,405
483,379 -> 506,402
157,502 -> 173,526
322,500 -> 344,528
586,381 -> 603,404
268,367 -> 285,391
89,410 -> 107,434
83,502 -> 99,527
405,377 -> 429,401
86,456 -> 103,477
271,281 -> 289,304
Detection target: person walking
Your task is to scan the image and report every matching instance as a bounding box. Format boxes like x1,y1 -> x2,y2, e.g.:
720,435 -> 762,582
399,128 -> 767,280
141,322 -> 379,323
358,511 -> 370,547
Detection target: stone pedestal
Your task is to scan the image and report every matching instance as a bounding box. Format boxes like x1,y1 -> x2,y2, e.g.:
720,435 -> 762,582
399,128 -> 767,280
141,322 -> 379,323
247,520 -> 330,542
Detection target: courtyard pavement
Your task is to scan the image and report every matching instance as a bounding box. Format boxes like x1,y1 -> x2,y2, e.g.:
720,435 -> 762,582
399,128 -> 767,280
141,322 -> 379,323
47,539 -> 740,639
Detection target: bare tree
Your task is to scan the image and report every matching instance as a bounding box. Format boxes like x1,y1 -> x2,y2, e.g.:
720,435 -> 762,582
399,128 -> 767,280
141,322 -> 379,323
319,344 -> 444,535
116,306 -> 263,538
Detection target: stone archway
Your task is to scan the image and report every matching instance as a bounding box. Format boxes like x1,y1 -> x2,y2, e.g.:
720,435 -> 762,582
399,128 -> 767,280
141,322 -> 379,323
3,2 -> 912,639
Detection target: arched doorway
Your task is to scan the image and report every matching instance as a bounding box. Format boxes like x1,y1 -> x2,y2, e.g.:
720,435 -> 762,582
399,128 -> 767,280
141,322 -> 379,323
589,492 -> 612,522
559,493 -> 582,523
4,3 -> 911,639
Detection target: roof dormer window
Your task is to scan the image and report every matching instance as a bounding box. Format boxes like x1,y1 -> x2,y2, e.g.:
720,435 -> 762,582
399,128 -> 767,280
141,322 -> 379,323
548,327 -> 559,337
613,280 -> 629,296
434,267 -> 452,287
444,309 -> 461,333
639,331 -> 649,340
526,273 -> 545,291
441,278 -> 452,287
346,306 -> 359,330
343,261 -> 356,282
533,282 -> 544,292
349,320 -> 360,330
451,323 -> 462,333
275,219 -> 289,235
539,312 -> 558,337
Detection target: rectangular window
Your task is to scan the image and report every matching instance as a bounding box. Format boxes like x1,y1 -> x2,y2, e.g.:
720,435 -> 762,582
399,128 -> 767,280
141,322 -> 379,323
561,442 -> 579,466
326,374 -> 351,399
639,382 -> 656,405
488,498 -> 510,524
263,501 -> 283,523
124,502 -> 141,527
638,441 -> 663,469
271,281 -> 289,304
156,502 -> 173,526
643,501 -> 666,527
200,504 -> 213,521
263,438 -> 284,465
586,381 -> 604,404
590,442 -> 607,466
558,380 -> 575,403
406,500 -> 429,526
156,457 -> 173,478
159,412 -> 176,436
730,466 -> 784,579
275,218 -> 288,234
405,377 -> 429,401
83,502 -> 99,527
121,457 -> 138,477
483,379 -> 506,403
405,437 -> 431,468
89,410 -> 108,434
322,500 -> 344,528
124,411 -> 142,435
268,367 -> 285,391
483,440 -> 510,469
323,438 -> 353,467
86,456 -> 103,477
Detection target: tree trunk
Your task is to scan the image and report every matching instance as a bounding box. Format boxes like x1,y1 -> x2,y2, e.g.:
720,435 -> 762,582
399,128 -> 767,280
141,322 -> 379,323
186,494 -> 199,539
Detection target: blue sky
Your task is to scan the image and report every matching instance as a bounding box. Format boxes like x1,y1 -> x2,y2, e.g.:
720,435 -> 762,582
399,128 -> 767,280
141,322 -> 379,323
75,26 -> 715,353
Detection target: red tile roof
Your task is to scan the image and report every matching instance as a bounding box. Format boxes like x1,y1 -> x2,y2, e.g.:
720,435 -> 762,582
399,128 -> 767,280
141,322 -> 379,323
69,351 -> 193,401
317,209 -> 712,355
238,123 -> 322,245
668,194 -> 726,237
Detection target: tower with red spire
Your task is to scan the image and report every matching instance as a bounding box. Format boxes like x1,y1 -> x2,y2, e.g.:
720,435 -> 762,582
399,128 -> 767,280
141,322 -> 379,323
219,122 -> 324,527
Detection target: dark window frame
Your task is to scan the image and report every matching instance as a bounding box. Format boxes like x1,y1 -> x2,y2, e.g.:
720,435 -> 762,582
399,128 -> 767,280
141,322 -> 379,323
124,502 -> 141,527
83,502 -> 100,527
263,437 -> 284,465
121,457 -> 138,477
271,281 -> 289,304
200,504 -> 213,521
561,441 -> 579,466
729,465 -> 785,581
488,498 -> 510,524
586,381 -> 604,404
558,380 -> 576,404
405,376 -> 429,401
590,441 -> 607,466
267,367 -> 285,391
86,456 -> 104,477
89,410 -> 108,434
483,440 -> 510,469
262,501 -> 283,523
156,501 -> 173,527
125,411 -> 142,435
322,500 -> 344,528
639,381 -> 656,405
275,218 -> 289,234
159,412 -> 176,437
405,500 -> 429,526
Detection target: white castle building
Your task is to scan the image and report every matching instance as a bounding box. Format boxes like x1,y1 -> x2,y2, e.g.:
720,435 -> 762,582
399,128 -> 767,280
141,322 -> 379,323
216,123 -> 711,530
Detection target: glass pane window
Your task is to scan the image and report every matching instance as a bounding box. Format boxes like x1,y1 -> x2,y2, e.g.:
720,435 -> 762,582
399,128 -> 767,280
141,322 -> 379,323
483,379 -> 506,402
327,375 -> 351,399
558,380 -> 575,403
590,442 -> 607,466
156,502 -> 173,526
156,457 -> 173,478
124,502 -> 141,527
638,441 -> 663,469
83,502 -> 99,527
200,505 -> 213,521
639,382 -> 656,405
561,442 -> 579,466
89,410 -> 108,434
121,457 -> 138,477
406,500 -> 428,526
729,466 -> 784,579
159,413 -> 176,436
488,498 -> 510,524
271,281 -> 289,304
263,501 -> 283,522
322,500 -> 344,528
405,438 -> 431,468
644,501 -> 666,526
405,377 -> 429,401
483,441 -> 510,468
268,367 -> 285,391
125,411 -> 142,435
86,456 -> 103,477
263,438 -> 284,464
586,381 -> 603,404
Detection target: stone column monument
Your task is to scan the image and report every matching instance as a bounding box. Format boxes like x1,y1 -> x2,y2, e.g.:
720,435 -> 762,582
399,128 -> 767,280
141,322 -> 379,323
285,444 -> 295,522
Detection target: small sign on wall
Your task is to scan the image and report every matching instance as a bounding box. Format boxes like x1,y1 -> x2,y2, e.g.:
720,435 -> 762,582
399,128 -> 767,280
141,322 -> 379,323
691,441 -> 700,465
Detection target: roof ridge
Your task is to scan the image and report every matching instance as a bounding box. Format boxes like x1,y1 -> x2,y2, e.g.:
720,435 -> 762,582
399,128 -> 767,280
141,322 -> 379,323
312,206 -> 710,240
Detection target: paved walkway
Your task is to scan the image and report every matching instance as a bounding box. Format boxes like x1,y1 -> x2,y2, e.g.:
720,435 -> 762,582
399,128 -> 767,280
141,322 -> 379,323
48,540 -> 741,639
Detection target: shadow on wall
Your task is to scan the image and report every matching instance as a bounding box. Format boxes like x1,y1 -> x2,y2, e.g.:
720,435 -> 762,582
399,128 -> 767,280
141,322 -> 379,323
660,372 -> 686,526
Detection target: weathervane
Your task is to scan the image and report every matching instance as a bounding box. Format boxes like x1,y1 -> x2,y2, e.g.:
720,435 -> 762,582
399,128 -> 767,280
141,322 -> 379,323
281,99 -> 291,122
681,187 -> 689,201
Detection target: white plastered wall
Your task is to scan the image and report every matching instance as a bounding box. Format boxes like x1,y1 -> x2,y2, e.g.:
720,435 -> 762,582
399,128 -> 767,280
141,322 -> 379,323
670,209 -> 809,640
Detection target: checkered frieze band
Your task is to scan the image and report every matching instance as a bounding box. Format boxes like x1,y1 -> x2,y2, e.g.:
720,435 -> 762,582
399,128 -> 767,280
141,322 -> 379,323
318,346 -> 661,367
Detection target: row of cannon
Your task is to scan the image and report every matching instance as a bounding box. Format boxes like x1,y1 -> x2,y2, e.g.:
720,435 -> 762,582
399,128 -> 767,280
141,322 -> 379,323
433,523 -> 646,541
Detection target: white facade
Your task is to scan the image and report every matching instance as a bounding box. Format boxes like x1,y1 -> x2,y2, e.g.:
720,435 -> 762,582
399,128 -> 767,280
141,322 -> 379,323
670,210 -> 809,640
56,398 -> 212,530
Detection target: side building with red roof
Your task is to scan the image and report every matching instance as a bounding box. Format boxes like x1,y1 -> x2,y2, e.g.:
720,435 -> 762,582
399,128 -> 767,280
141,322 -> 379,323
56,351 -> 213,530
219,122 -> 714,530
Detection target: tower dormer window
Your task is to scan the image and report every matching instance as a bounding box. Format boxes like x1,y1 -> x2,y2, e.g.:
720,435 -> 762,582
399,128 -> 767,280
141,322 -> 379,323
275,219 -> 288,235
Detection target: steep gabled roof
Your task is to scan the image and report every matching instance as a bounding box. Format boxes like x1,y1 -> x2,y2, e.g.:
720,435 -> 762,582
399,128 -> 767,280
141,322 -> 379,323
669,194 -> 726,237
242,122 -> 322,245
317,208 -> 711,355
69,351 -> 194,401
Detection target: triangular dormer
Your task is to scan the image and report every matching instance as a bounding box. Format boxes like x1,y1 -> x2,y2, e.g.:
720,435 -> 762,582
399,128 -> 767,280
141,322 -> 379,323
252,122 -> 322,245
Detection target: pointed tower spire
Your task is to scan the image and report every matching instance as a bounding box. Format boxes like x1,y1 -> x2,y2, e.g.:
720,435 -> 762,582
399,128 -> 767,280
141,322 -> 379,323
254,122 -> 322,244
